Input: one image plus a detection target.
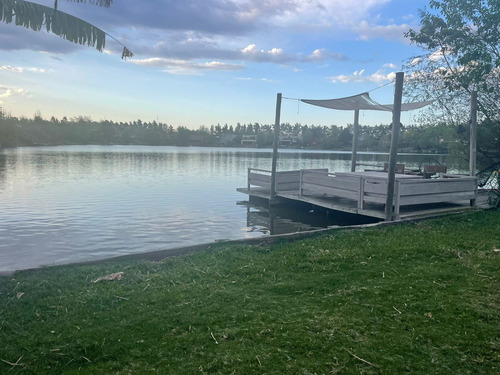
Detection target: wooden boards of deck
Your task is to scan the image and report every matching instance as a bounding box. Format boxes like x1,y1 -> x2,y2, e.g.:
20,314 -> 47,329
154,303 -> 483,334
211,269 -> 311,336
239,168 -> 479,221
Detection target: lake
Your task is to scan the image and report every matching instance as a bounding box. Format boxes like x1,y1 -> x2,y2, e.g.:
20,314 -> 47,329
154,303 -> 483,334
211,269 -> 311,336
0,145 -> 458,273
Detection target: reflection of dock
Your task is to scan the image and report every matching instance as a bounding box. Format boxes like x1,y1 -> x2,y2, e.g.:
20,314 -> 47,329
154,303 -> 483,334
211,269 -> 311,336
237,168 -> 484,221
238,201 -> 317,236
237,198 -> 377,235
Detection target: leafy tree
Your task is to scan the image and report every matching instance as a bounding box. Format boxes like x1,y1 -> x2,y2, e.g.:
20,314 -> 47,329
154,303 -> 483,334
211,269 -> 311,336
0,0 -> 132,58
405,0 -> 500,166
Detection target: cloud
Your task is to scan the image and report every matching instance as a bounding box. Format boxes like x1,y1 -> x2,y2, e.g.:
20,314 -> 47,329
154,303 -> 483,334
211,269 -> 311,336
240,44 -> 290,63
305,49 -> 348,62
132,36 -> 347,73
0,85 -> 27,104
328,68 -> 396,83
356,20 -> 410,41
0,0 -> 409,73
239,0 -> 393,30
0,65 -> 50,73
54,0 -> 394,35
236,76 -> 277,83
130,58 -> 244,75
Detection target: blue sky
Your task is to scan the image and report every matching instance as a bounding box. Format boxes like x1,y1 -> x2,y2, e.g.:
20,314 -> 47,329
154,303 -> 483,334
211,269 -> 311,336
0,0 -> 432,128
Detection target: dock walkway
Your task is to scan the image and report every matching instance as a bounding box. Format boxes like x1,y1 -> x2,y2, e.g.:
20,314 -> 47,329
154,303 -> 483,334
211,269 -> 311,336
237,168 -> 483,220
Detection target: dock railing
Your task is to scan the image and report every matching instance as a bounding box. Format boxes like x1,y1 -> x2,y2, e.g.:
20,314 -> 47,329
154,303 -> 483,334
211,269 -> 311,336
299,170 -> 363,209
297,170 -> 477,218
247,168 -> 328,193
244,169 -> 477,220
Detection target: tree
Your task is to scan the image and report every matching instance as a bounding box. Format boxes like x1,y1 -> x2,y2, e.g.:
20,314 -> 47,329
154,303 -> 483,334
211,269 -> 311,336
0,0 -> 132,58
406,0 -> 500,91
405,0 -> 500,165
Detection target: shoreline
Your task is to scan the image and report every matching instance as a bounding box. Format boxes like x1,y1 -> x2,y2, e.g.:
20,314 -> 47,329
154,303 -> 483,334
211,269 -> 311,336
1,206 -> 484,277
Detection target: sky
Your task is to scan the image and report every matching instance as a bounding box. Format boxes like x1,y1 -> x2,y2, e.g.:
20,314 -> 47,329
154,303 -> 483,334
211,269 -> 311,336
0,0 -> 433,129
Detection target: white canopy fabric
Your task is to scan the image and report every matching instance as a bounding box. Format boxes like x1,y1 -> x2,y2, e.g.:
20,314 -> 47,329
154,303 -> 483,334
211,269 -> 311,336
301,92 -> 433,112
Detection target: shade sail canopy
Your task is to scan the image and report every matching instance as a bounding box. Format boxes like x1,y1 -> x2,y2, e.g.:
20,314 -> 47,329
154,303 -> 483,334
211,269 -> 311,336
301,92 -> 433,112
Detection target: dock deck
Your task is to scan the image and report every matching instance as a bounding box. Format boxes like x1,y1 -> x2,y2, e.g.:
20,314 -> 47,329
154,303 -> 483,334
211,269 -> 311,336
237,168 -> 484,220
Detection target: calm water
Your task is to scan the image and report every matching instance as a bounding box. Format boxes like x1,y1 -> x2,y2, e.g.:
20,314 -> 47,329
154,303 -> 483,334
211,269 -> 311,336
0,145 -> 455,272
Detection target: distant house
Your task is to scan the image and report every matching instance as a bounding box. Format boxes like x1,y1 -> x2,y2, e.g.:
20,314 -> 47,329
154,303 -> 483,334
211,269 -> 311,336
279,134 -> 302,147
241,135 -> 257,147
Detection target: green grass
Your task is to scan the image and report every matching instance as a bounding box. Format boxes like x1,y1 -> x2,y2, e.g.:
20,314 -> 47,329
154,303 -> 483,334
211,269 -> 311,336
1,210 -> 499,374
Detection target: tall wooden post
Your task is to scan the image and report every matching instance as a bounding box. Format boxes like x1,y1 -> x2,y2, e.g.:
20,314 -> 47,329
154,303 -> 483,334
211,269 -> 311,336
469,90 -> 477,206
270,93 -> 282,203
469,91 -> 477,176
350,109 -> 360,172
385,72 -> 404,221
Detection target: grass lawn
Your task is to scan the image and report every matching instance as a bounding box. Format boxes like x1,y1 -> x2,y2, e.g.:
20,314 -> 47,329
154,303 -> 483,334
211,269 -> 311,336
1,210 -> 499,374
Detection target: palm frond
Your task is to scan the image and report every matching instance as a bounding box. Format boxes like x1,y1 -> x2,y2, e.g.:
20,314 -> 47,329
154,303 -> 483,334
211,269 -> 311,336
1,0 -> 106,50
121,46 -> 133,60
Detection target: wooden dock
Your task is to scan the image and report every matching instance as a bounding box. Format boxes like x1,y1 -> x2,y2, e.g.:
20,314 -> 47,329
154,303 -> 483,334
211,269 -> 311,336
237,168 -> 483,221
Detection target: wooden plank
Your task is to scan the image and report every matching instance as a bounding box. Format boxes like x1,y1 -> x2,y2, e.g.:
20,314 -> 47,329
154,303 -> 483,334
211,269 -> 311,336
278,192 -> 362,216
301,182 -> 360,201
276,182 -> 300,191
399,192 -> 476,205
399,180 -> 476,196
276,174 -> 300,184
363,179 -> 387,194
249,173 -> 271,184
363,194 -> 387,204
302,173 -> 361,190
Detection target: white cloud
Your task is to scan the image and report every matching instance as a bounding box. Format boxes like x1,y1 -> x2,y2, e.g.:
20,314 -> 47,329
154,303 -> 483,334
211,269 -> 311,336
0,65 -> 24,73
269,47 -> 284,56
240,44 -> 288,62
305,48 -> 348,62
328,69 -> 396,83
239,0 -> 393,30
241,44 -> 257,54
0,65 -> 50,73
429,49 -> 448,62
130,58 -> 244,75
0,85 -> 27,104
356,20 -> 410,41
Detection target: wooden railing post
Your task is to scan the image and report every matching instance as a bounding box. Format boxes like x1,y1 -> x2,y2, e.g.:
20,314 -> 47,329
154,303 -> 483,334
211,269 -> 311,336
358,176 -> 364,210
470,90 -> 477,206
351,109 -> 360,172
385,72 -> 404,221
394,180 -> 401,219
299,170 -> 303,196
270,93 -> 282,203
247,168 -> 251,191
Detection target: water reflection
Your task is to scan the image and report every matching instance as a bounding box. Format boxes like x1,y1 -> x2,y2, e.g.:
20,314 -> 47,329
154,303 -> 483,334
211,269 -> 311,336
239,198 -> 379,236
0,145 -> 459,272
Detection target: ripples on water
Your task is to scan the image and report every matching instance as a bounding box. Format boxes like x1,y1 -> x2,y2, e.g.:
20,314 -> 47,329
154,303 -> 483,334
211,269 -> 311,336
0,145 -> 452,272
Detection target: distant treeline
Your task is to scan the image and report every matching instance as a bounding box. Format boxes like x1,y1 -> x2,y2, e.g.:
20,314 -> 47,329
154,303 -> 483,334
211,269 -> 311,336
0,112 -> 465,153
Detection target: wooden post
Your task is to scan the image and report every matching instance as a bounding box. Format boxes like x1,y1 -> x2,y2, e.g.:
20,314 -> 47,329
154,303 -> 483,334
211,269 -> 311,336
270,93 -> 282,203
469,90 -> 477,206
350,109 -> 360,172
385,72 -> 404,221
247,168 -> 251,191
